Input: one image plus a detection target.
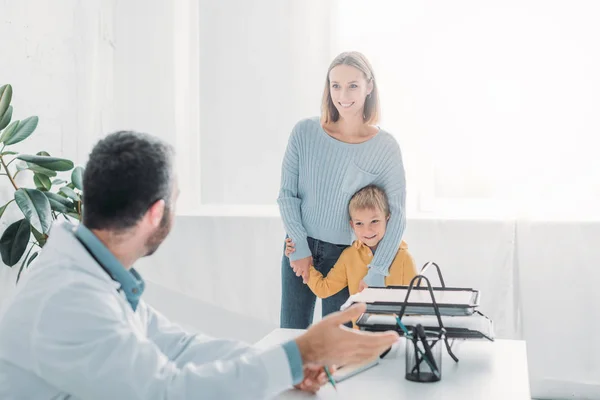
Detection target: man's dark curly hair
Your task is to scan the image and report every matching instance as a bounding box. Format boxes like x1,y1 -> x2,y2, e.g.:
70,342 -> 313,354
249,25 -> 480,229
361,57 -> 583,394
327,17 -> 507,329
82,131 -> 174,230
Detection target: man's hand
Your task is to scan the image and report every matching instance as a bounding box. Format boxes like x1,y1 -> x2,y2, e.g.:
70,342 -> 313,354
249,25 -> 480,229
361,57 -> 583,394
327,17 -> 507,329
293,365 -> 333,393
295,303 -> 399,367
290,256 -> 312,284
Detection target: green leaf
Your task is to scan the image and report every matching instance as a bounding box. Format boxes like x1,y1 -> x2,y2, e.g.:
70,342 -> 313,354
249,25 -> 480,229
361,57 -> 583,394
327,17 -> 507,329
16,244 -> 34,283
31,226 -> 47,247
1,150 -> 17,156
0,105 -> 13,130
3,116 -> 38,146
36,151 -> 50,156
16,155 -> 74,171
51,178 -> 66,185
66,212 -> 81,221
16,161 -> 60,178
26,162 -> 57,177
60,186 -> 80,201
44,192 -> 74,213
14,188 -> 52,234
27,251 -> 38,266
0,84 -> 12,124
0,120 -> 19,144
33,173 -> 52,191
47,199 -> 69,213
0,200 -> 13,219
0,218 -> 30,267
71,166 -> 84,190
44,191 -> 74,207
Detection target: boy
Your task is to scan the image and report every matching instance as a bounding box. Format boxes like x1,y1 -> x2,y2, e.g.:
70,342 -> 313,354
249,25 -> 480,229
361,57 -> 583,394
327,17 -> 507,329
285,184 -> 417,299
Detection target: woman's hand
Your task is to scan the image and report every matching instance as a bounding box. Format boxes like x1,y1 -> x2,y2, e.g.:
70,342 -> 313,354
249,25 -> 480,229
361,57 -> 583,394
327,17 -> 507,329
290,256 -> 312,284
286,238 -> 311,283
284,238 -> 295,257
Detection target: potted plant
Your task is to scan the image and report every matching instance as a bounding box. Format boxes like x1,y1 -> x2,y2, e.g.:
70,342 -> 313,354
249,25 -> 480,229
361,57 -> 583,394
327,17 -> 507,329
0,84 -> 84,281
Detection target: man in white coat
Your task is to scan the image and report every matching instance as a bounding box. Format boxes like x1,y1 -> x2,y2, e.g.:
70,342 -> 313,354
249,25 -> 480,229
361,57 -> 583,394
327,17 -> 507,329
0,131 -> 398,399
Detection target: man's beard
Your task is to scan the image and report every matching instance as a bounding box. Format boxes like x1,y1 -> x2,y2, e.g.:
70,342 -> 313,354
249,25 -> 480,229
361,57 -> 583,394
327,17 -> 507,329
143,208 -> 173,257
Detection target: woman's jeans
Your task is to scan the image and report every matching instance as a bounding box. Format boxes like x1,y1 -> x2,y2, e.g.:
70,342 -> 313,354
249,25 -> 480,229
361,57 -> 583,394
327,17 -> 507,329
280,237 -> 350,329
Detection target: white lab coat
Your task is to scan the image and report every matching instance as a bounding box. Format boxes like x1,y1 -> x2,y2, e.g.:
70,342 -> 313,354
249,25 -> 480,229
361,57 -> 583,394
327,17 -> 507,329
0,221 -> 293,399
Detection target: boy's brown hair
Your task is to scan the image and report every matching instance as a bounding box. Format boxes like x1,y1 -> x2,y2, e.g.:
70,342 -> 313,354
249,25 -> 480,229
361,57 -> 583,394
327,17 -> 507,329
348,184 -> 390,219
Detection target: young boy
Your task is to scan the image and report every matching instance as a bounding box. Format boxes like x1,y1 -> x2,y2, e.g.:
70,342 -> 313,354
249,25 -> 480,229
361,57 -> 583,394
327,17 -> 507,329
285,184 -> 417,299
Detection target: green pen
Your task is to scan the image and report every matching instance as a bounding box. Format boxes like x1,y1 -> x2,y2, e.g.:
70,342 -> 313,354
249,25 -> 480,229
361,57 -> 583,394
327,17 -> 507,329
394,315 -> 412,338
395,315 -> 440,379
324,366 -> 337,391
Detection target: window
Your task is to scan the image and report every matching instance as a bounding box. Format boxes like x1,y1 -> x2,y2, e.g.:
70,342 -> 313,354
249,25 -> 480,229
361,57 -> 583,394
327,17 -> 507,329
176,1 -> 600,216
175,0 -> 332,213
332,0 -> 600,215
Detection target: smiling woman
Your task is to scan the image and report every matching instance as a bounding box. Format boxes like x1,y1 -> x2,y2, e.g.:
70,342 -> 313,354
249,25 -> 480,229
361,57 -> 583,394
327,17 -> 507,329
277,51 -> 407,329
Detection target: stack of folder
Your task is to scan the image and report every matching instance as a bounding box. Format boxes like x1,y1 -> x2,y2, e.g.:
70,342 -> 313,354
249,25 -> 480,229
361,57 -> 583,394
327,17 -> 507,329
354,309 -> 494,341
343,262 -> 495,341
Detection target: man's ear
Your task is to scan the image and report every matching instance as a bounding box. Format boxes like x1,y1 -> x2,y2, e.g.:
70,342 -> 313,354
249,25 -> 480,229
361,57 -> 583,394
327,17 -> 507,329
146,199 -> 166,228
349,220 -> 355,229
386,214 -> 391,221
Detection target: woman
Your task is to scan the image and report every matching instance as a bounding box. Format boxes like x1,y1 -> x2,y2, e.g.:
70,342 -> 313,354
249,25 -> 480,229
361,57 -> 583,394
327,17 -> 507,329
278,51 -> 407,329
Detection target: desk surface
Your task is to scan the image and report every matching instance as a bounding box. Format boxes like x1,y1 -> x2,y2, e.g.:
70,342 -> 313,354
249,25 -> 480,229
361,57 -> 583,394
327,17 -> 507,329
255,329 -> 531,399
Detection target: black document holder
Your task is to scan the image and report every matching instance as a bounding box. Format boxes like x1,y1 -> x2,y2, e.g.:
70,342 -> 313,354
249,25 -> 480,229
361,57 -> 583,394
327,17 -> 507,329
398,273 -> 460,362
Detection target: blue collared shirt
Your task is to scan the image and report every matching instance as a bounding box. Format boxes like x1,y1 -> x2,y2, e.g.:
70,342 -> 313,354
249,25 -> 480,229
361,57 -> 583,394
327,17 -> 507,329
74,224 -> 145,311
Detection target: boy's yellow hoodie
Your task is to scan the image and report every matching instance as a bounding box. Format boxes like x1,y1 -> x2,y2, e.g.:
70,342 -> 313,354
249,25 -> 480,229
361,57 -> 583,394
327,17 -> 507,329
307,240 -> 417,298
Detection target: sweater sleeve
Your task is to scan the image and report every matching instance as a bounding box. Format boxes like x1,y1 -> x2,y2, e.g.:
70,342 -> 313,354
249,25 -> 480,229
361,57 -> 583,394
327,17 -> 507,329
307,253 -> 350,298
277,124 -> 311,261
364,140 -> 407,285
384,249 -> 417,286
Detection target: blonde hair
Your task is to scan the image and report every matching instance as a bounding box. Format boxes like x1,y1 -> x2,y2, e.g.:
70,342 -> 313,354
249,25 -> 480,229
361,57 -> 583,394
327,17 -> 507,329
348,184 -> 390,219
321,51 -> 381,125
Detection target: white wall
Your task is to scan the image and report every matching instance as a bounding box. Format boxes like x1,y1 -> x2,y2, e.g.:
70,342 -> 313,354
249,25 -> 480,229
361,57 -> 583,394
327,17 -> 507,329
0,0 -> 114,165
0,0 -> 180,303
518,219 -> 600,399
0,0 -> 115,305
112,0 -> 176,145
197,0 -> 332,205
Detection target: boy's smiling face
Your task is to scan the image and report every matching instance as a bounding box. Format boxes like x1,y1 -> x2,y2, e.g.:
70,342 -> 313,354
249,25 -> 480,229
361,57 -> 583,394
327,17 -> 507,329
350,207 -> 389,250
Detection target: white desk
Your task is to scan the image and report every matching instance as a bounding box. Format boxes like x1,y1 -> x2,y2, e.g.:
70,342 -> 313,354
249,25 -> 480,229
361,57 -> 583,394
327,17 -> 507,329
255,329 -> 531,399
